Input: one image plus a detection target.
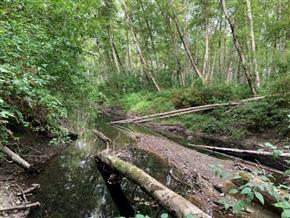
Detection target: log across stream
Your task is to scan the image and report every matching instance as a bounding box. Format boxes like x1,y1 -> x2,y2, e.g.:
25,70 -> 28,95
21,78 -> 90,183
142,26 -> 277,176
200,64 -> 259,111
27,114 -> 280,218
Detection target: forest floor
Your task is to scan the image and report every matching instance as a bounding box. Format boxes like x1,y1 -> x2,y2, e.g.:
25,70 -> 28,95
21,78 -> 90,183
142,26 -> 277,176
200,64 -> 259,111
0,130 -> 67,218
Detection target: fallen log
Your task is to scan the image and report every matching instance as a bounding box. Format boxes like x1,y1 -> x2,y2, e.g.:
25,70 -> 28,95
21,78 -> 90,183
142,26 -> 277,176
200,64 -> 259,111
0,202 -> 40,212
188,144 -> 289,171
188,144 -> 290,158
135,107 -> 216,123
95,153 -> 211,218
92,129 -> 112,145
111,96 -> 265,124
0,143 -> 31,171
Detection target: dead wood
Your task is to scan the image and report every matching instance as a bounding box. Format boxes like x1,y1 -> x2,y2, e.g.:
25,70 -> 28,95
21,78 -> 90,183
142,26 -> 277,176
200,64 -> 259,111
0,202 -> 40,212
16,184 -> 40,196
111,96 -> 265,124
92,129 -> 112,145
95,152 -> 211,218
188,144 -> 290,158
0,143 -> 31,171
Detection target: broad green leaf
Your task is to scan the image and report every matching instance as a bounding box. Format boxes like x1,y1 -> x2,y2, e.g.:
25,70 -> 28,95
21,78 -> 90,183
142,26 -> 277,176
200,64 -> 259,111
233,201 -> 246,214
274,201 -> 290,209
241,187 -> 252,195
232,175 -> 242,180
229,188 -> 239,194
273,149 -> 283,158
183,214 -> 198,218
254,192 -> 264,205
160,214 -> 168,218
281,209 -> 290,218
283,169 -> 290,176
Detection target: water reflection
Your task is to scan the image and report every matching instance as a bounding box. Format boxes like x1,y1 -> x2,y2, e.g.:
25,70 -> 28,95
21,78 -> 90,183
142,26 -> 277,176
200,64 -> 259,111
29,115 -> 171,218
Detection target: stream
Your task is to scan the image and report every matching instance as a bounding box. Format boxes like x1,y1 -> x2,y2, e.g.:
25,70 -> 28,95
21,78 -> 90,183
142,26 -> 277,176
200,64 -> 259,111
28,114 -> 279,218
28,115 -> 172,217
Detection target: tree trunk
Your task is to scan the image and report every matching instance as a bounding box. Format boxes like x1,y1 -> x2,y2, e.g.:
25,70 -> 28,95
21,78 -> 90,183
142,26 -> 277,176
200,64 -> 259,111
123,0 -> 161,91
203,18 -> 209,79
0,143 -> 31,171
95,153 -> 211,218
245,0 -> 260,86
170,10 -> 204,82
110,36 -> 120,73
139,0 -> 158,68
220,0 -> 257,96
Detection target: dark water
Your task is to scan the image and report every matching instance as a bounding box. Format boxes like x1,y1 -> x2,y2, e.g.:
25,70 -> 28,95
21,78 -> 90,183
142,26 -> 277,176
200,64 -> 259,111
28,115 -> 172,218
28,114 -> 279,218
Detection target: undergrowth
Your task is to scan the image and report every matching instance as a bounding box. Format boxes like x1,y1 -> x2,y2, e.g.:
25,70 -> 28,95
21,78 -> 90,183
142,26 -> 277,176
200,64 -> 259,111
113,76 -> 290,139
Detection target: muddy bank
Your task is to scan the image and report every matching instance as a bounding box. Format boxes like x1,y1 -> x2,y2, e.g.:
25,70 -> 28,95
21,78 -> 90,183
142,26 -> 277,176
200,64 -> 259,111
0,128 -> 69,218
129,132 -> 236,216
141,123 -> 289,171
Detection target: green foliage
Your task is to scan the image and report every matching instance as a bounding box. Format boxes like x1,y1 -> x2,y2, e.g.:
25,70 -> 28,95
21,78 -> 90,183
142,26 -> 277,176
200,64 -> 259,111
202,97 -> 289,138
0,0 -> 101,142
210,164 -> 229,178
115,81 -> 289,139
217,159 -> 290,218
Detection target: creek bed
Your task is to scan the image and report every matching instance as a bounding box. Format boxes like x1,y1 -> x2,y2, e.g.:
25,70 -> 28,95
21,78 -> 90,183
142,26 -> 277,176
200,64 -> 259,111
28,116 -> 173,217
27,115 -> 280,218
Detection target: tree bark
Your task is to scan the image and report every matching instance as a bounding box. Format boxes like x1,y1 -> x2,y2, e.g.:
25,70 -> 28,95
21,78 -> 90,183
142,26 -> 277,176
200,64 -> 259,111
0,143 -> 31,171
170,10 -> 204,82
139,0 -> 158,68
123,0 -> 161,91
203,18 -> 209,79
245,0 -> 260,86
220,0 -> 257,96
95,153 -> 211,218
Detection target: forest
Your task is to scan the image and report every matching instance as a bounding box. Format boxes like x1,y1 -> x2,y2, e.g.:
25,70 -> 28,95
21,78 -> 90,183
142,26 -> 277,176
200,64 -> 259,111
0,0 -> 289,217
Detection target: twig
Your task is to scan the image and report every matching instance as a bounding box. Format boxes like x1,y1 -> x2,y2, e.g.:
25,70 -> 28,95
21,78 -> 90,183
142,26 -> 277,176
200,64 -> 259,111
16,184 -> 40,196
0,202 -> 40,212
12,183 -> 28,203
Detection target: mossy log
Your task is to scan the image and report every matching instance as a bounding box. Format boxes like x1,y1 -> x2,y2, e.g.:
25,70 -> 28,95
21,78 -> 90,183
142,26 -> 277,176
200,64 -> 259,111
95,153 -> 211,218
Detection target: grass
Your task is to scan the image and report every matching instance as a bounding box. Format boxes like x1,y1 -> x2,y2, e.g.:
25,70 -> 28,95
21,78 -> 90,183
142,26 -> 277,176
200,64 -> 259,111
114,80 -> 290,140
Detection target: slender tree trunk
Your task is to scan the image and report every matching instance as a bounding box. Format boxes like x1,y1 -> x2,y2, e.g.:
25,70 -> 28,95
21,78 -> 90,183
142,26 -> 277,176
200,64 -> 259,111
221,0 -> 257,96
245,0 -> 260,86
123,0 -> 161,91
127,30 -> 132,70
202,19 -> 209,79
209,49 -> 217,82
167,16 -> 183,86
170,10 -> 204,82
236,59 -> 241,82
110,35 -> 120,73
112,40 -> 123,69
139,0 -> 158,68
226,61 -> 233,83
